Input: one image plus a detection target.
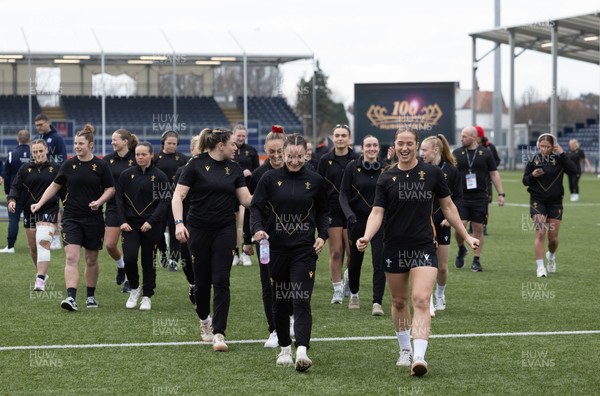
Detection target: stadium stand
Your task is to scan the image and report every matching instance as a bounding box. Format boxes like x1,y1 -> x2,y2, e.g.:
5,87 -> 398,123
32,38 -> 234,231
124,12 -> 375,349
0,95 -> 42,126
238,96 -> 303,132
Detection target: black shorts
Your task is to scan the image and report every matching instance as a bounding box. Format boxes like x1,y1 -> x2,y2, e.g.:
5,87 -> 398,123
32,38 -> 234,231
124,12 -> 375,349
62,215 -> 105,250
435,226 -> 451,246
382,244 -> 438,273
328,209 -> 347,229
104,205 -> 120,227
23,209 -> 60,229
530,199 -> 563,221
459,200 -> 488,224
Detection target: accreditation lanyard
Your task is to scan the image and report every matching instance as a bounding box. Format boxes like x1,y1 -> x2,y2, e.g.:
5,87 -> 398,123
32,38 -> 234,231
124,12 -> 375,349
465,148 -> 478,190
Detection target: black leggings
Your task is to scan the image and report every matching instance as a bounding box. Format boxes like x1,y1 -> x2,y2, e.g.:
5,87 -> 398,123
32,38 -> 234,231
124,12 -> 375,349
180,234 -> 195,285
257,249 -> 293,334
568,173 -> 581,194
122,225 -> 161,297
158,204 -> 181,262
269,248 -> 316,349
188,223 -> 236,336
348,218 -> 385,304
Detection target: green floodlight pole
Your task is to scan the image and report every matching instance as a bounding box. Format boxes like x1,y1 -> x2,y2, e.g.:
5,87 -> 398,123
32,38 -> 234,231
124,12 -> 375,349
20,27 -> 32,132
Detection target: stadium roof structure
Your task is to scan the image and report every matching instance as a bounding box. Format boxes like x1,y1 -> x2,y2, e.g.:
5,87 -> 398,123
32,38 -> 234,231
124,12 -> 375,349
468,11 -> 600,168
0,27 -> 317,151
0,27 -> 314,64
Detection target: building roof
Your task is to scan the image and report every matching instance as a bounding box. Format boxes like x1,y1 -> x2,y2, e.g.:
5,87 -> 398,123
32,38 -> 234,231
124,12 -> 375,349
470,11 -> 600,65
462,91 -> 509,114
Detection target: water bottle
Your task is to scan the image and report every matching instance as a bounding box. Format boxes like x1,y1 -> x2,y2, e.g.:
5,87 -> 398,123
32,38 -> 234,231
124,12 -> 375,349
259,238 -> 270,264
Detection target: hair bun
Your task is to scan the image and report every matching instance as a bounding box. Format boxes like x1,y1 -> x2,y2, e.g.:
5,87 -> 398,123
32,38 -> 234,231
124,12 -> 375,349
83,123 -> 95,134
271,125 -> 284,133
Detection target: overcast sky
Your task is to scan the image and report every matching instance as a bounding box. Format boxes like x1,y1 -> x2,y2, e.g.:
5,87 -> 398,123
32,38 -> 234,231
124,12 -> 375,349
5,0 -> 599,107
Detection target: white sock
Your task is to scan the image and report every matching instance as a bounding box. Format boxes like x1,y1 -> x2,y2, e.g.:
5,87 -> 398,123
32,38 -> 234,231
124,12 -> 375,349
536,259 -> 544,269
413,339 -> 428,359
53,234 -> 60,242
297,345 -> 307,356
332,281 -> 343,291
201,315 -> 211,324
436,283 -> 446,299
547,251 -> 555,259
396,330 -> 412,351
116,257 -> 125,269
351,293 -> 359,299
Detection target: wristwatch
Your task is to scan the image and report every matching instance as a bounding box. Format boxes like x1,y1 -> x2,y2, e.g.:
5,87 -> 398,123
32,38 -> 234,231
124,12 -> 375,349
498,193 -> 506,197
174,219 -> 184,225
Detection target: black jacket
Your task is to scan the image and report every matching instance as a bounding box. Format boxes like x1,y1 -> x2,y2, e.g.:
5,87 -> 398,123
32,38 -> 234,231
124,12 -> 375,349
250,165 -> 329,252
37,125 -> 67,165
339,159 -> 384,224
317,148 -> 360,212
7,160 -> 59,214
523,152 -> 578,202
116,163 -> 170,228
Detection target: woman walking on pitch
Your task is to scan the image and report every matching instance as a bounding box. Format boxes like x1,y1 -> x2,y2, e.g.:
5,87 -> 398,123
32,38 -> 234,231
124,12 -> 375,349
357,128 -> 478,376
317,124 -> 359,304
32,124 -> 115,311
251,134 -> 329,371
172,128 -> 251,352
523,134 -> 577,277
339,135 -> 386,315
566,138 -> 592,202
7,139 -> 60,291
103,129 -> 138,291
420,134 -> 462,317
116,142 -> 169,310
242,126 -> 287,348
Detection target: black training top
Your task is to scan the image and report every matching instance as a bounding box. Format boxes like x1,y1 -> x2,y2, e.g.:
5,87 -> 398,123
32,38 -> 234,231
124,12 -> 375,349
453,145 -> 497,200
7,161 -> 60,215
432,161 -> 463,227
339,159 -> 385,223
250,165 -> 329,252
103,150 -> 135,208
373,161 -> 451,249
154,151 -> 189,187
566,149 -> 586,174
522,152 -> 578,202
242,161 -> 278,244
233,143 -> 260,175
54,156 -> 114,217
174,165 -> 190,218
178,152 -> 246,230
317,149 -> 360,213
116,163 -> 169,228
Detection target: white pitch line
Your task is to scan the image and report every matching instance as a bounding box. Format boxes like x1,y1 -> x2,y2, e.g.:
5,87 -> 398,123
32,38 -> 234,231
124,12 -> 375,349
503,202 -> 600,208
1,330 -> 599,351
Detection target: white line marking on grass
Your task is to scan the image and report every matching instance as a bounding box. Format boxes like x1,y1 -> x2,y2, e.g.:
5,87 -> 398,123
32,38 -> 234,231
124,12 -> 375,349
503,203 -> 600,208
1,330 -> 599,351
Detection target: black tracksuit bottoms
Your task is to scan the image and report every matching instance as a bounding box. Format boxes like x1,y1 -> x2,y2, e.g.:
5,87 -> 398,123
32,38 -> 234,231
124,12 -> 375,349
258,250 -> 293,334
348,218 -> 385,304
122,225 -> 162,297
188,223 -> 236,336
268,248 -> 316,349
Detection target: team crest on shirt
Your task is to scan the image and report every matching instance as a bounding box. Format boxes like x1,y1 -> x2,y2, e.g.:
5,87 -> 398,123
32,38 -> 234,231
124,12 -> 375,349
151,175 -> 156,182
49,167 -> 53,173
159,155 -> 163,159
392,176 -> 397,182
92,164 -> 97,172
205,165 -> 210,172
72,164 -> 76,169
328,160 -> 333,166
191,255 -> 195,264
110,159 -> 114,164
131,174 -> 135,179
357,168 -> 361,172
128,160 -> 133,166
224,167 -> 231,175
418,170 -> 426,180
444,172 -> 448,180
309,271 -> 314,279
175,155 -> 179,161
28,168 -> 32,173
479,150 -> 483,155
532,202 -> 538,209
305,181 -> 311,190
245,150 -> 250,156
277,181 -> 283,187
